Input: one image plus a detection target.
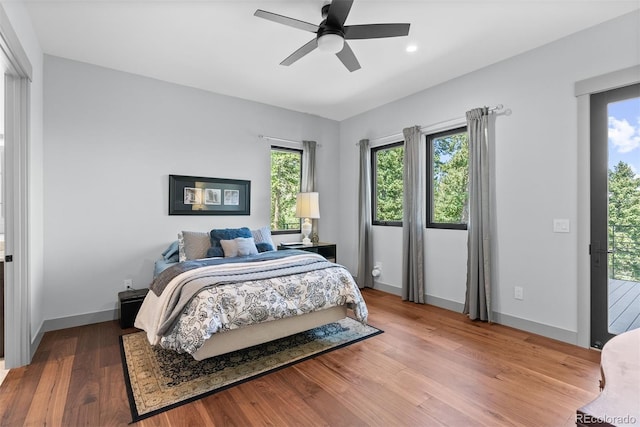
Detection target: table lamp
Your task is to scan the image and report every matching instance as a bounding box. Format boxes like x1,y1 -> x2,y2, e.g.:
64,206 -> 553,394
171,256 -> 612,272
295,192 -> 320,246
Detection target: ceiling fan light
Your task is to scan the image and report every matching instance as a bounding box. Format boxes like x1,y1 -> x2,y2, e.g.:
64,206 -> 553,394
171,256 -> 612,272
317,33 -> 344,54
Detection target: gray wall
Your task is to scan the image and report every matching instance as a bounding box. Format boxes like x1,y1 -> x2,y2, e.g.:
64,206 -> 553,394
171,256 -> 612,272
37,10 -> 640,346
337,10 -> 640,343
43,56 -> 339,322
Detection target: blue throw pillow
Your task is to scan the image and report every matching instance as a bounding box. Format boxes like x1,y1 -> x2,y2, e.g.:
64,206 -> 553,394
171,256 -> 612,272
256,242 -> 274,253
209,227 -> 252,251
206,246 -> 224,258
162,241 -> 179,260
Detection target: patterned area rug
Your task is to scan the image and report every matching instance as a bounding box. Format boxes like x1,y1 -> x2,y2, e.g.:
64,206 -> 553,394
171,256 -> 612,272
120,317 -> 382,422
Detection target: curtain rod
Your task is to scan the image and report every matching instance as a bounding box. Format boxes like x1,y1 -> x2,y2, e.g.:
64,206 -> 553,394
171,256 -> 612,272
258,135 -> 322,147
362,104 -> 504,145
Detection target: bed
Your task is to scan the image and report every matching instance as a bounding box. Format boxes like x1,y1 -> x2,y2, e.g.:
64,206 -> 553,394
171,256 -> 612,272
134,227 -> 368,361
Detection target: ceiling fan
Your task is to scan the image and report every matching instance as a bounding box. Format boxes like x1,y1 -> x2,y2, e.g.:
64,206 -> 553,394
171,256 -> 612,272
254,0 -> 410,72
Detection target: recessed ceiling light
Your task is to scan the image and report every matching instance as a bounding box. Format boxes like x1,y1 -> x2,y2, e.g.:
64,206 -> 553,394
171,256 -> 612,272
406,44 -> 418,53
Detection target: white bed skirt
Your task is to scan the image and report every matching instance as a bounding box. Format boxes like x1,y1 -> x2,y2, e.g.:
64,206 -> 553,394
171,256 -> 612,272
192,305 -> 348,360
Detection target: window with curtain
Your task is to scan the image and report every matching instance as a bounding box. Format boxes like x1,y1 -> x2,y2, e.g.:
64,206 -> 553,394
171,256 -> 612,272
426,126 -> 469,230
270,146 -> 302,234
371,141 -> 404,226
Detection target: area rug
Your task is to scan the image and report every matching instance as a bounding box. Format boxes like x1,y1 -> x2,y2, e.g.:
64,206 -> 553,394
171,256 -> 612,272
120,317 -> 383,422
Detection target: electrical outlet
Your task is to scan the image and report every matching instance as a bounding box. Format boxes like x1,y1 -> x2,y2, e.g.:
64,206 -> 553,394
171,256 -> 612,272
123,279 -> 133,290
514,286 -> 524,300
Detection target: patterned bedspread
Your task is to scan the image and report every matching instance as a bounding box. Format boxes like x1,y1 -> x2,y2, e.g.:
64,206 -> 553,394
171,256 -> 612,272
136,251 -> 368,355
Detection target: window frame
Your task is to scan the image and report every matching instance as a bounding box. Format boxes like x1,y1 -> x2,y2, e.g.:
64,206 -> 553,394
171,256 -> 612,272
270,145 -> 303,235
371,141 -> 404,227
426,126 -> 469,230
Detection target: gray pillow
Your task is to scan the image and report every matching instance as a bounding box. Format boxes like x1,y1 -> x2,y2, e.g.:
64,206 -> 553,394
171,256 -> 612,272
251,226 -> 275,251
178,231 -> 211,261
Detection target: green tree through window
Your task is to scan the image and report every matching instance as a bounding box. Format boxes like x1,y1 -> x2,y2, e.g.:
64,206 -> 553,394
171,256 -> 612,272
372,142 -> 404,225
271,147 -> 302,232
608,161 -> 640,281
428,127 -> 469,229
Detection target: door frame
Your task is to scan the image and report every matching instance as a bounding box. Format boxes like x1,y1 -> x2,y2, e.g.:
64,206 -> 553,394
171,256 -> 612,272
0,4 -> 32,368
575,65 -> 640,348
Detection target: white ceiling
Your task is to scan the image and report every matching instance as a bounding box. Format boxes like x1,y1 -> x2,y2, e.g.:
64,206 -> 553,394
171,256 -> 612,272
25,0 -> 639,121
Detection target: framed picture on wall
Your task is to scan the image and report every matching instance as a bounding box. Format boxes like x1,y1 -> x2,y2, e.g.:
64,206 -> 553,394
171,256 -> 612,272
204,188 -> 221,205
169,175 -> 251,215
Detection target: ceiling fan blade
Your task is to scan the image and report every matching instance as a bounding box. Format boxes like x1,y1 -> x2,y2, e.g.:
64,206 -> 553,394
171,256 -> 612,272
326,0 -> 354,28
336,42 -> 361,72
280,38 -> 318,66
344,23 -> 410,39
254,9 -> 319,33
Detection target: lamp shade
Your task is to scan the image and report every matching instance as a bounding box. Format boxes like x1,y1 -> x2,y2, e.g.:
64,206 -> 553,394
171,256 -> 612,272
295,192 -> 320,219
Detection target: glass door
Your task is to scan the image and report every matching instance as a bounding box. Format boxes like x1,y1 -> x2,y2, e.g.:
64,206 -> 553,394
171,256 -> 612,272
590,83 -> 640,348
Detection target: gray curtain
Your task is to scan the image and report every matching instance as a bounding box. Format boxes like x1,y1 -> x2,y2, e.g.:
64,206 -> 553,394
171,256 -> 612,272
301,140 -> 317,237
357,139 -> 373,289
402,126 -> 425,303
463,107 -> 492,321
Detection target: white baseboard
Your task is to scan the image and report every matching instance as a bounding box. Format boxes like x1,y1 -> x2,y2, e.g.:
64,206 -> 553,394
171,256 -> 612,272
42,309 -> 118,333
30,329 -> 44,360
369,282 -> 578,345
425,295 -> 465,312
491,312 -> 577,344
371,280 -> 401,296
31,309 -> 119,358
28,289 -> 579,360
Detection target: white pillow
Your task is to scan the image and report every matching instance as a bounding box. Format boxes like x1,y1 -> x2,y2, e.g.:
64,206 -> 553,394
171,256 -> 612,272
220,237 -> 258,257
220,239 -> 238,258
236,237 -> 259,257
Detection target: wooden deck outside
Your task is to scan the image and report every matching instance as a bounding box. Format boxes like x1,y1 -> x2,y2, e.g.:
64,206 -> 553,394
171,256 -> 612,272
609,278 -> 640,335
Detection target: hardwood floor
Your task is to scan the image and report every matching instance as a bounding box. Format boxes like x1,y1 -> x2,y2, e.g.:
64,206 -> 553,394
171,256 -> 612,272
0,288 -> 601,426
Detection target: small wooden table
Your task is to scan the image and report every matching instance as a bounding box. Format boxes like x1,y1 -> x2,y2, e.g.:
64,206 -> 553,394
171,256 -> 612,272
577,328 -> 640,426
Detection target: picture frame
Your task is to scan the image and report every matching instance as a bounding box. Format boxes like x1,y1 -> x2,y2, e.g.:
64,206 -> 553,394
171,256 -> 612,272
169,175 -> 251,215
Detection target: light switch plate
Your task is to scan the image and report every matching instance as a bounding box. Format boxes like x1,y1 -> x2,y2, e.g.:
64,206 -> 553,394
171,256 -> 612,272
553,219 -> 570,233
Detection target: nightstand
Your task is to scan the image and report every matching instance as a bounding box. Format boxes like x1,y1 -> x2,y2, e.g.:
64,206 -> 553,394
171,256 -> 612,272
278,242 -> 337,262
118,288 -> 149,329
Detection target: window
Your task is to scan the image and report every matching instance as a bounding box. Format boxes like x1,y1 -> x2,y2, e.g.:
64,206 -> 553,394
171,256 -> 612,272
372,142 -> 404,226
270,146 -> 302,234
427,126 -> 469,229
